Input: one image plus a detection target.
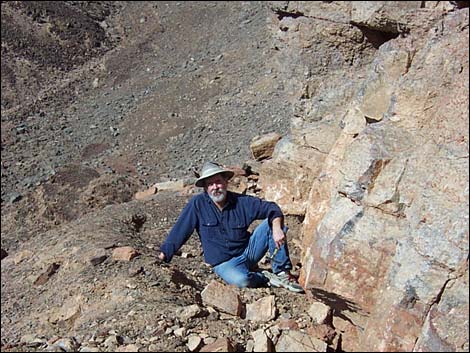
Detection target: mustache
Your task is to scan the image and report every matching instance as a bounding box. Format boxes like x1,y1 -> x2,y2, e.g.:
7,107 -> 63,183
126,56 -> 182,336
209,188 -> 227,202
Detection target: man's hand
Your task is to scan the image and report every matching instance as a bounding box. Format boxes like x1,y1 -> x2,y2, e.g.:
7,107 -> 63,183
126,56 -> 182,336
153,251 -> 167,265
158,252 -> 166,262
272,217 -> 286,248
272,227 -> 286,249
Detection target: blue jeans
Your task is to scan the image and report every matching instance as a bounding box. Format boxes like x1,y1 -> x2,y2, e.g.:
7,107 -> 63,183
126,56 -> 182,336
213,219 -> 293,288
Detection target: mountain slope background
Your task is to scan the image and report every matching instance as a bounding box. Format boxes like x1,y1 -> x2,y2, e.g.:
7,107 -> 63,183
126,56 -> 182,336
1,2 -> 314,352
1,1 -> 469,352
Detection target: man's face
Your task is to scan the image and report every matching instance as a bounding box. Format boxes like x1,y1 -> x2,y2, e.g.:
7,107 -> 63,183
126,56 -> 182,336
205,174 -> 228,203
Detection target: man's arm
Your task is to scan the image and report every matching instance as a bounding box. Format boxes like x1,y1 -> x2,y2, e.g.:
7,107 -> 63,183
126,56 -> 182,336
247,195 -> 285,248
159,198 -> 198,262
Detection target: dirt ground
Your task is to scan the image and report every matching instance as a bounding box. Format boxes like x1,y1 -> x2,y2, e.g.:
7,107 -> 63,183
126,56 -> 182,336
1,2 -> 333,352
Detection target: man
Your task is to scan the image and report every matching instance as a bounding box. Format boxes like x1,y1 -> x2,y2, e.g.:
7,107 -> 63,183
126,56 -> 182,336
157,161 -> 303,293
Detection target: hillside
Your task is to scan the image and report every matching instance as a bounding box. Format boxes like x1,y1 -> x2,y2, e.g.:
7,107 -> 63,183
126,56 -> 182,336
1,1 -> 469,352
1,2 -> 310,352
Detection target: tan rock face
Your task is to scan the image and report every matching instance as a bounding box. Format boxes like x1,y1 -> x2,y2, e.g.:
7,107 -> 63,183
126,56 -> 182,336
250,132 -> 282,161
266,2 -> 469,352
259,137 -> 325,215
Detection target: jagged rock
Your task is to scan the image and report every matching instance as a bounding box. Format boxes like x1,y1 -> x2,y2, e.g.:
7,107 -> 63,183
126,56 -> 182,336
199,337 -> 235,352
112,246 -> 139,261
201,280 -> 243,316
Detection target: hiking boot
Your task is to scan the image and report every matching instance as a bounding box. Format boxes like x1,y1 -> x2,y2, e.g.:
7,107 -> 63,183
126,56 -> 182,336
262,270 -> 304,293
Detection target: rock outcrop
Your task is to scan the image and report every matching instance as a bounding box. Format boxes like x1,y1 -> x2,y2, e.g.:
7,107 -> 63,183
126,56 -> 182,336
262,2 -> 469,351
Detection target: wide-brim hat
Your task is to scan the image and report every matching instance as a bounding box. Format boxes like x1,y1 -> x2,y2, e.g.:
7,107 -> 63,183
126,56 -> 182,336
195,162 -> 234,187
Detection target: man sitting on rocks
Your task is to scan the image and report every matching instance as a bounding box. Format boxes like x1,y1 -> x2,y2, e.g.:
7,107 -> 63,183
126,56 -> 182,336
157,161 -> 303,293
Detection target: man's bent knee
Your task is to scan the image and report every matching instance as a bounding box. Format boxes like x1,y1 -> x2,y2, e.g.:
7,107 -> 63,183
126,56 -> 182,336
221,272 -> 250,288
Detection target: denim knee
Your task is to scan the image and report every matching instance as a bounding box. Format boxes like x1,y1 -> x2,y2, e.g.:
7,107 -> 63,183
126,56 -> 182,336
217,270 -> 267,288
225,272 -> 250,288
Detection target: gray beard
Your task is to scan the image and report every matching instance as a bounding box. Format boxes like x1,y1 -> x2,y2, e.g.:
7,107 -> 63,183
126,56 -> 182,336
209,189 -> 227,203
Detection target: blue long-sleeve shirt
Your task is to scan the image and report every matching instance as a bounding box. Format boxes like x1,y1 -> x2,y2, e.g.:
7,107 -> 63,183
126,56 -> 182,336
160,191 -> 284,266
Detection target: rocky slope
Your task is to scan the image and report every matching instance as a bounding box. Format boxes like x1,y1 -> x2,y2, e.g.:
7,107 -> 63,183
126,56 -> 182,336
1,1 -> 469,352
1,2 -> 319,352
